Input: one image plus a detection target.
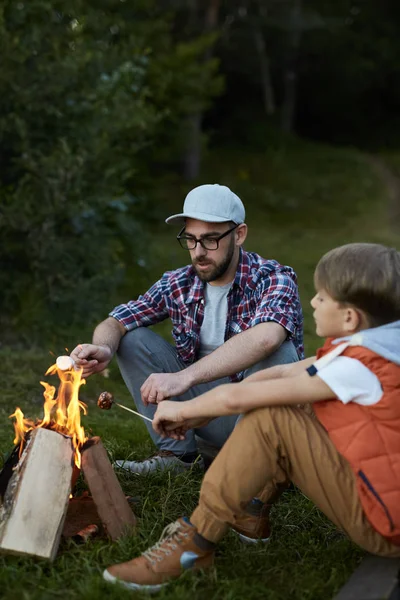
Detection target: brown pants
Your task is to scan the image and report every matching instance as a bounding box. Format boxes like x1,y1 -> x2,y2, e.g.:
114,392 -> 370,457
190,405 -> 400,557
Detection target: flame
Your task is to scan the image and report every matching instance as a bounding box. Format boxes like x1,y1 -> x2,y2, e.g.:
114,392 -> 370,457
10,361 -> 87,468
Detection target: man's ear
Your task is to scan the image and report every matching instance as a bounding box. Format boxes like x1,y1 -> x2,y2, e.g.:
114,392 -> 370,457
236,224 -> 248,246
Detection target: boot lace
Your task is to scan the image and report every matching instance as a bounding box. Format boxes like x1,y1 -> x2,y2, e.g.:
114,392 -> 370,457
143,521 -> 189,565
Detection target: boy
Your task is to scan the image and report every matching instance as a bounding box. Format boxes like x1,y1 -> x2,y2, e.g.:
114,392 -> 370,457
103,243 -> 400,592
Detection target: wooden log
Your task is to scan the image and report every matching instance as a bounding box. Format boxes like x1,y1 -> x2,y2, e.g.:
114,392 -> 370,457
81,437 -> 136,540
0,428 -> 74,560
333,555 -> 400,600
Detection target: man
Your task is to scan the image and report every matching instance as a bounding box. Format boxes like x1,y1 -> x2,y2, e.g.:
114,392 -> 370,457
71,184 -> 303,474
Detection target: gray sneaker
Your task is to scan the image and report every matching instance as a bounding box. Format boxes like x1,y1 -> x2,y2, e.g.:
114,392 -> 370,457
114,450 -> 205,475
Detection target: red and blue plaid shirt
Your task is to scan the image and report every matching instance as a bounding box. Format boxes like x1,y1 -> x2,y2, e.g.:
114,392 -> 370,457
110,249 -> 304,381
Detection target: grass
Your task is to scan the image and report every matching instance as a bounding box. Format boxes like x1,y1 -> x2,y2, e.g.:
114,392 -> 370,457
1,138 -> 399,599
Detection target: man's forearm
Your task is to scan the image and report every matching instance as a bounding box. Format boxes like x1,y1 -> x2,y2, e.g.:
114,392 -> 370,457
183,322 -> 286,387
92,317 -> 126,355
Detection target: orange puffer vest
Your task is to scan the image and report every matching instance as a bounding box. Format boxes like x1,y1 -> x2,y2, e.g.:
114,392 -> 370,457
313,338 -> 400,545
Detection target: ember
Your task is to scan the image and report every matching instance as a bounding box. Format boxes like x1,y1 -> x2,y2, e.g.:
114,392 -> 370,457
9,356 -> 87,468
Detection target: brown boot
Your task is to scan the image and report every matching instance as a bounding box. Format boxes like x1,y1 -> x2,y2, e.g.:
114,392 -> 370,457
103,518 -> 214,592
232,500 -> 271,544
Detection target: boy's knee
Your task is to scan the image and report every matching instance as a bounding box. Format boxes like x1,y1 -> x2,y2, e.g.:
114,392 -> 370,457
237,405 -> 295,434
236,406 -> 275,430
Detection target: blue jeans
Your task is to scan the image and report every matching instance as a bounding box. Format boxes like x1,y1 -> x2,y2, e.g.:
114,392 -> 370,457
117,327 -> 299,454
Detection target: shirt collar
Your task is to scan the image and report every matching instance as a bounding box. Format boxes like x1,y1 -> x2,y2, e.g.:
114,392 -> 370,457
186,248 -> 249,304
233,248 -> 250,291
186,268 -> 204,304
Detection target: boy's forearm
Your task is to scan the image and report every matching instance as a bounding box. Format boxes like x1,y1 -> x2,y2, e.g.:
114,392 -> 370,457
244,356 -> 316,383
179,384 -> 234,421
179,369 -> 333,421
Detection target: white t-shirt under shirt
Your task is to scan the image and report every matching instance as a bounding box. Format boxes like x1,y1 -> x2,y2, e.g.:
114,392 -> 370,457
198,282 -> 231,359
316,356 -> 383,406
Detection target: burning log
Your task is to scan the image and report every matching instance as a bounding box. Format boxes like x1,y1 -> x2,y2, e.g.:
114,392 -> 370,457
0,428 -> 74,560
81,437 -> 136,540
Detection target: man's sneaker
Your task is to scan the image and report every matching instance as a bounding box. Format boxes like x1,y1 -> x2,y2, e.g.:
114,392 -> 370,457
103,517 -> 214,592
114,450 -> 204,475
232,500 -> 271,544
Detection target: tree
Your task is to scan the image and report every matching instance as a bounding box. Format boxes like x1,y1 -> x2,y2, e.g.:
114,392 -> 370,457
0,0 -> 223,337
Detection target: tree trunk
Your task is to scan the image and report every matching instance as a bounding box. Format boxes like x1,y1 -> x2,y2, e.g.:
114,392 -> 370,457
253,22 -> 275,115
281,0 -> 302,133
183,113 -> 203,182
183,0 -> 220,181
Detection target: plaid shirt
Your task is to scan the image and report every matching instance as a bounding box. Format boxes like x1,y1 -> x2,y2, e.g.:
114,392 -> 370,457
110,249 -> 304,381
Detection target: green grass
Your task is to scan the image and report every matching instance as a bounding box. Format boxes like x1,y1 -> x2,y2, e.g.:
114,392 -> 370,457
1,139 -> 399,599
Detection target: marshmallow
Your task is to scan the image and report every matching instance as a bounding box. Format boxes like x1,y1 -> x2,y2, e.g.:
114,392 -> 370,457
56,356 -> 75,371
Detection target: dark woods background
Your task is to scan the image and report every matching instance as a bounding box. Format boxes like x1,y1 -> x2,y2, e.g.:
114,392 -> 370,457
1,0 -> 400,343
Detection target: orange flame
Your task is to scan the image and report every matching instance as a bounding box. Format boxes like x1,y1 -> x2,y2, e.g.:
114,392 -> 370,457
9,361 -> 87,468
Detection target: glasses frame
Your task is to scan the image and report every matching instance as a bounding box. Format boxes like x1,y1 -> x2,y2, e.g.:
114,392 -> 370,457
177,224 -> 239,251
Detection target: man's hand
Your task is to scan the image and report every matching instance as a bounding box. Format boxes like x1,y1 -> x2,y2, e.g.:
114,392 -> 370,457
140,371 -> 192,406
70,344 -> 113,378
152,401 -> 210,439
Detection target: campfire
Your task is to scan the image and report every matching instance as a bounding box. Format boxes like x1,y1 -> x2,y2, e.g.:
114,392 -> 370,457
10,358 -> 87,468
0,357 -> 136,561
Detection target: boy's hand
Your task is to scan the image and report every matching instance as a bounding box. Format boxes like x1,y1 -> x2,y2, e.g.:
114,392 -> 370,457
152,401 -> 210,439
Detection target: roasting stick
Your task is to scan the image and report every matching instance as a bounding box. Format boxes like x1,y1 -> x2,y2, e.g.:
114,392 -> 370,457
113,402 -> 153,423
56,357 -> 154,424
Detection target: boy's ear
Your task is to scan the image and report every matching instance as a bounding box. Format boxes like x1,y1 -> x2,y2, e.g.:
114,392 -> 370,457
343,306 -> 364,333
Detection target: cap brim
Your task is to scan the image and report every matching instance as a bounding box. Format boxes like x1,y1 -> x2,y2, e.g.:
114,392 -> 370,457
165,211 -> 234,224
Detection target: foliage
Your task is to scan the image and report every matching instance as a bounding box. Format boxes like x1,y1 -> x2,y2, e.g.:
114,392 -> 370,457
0,0 -> 222,338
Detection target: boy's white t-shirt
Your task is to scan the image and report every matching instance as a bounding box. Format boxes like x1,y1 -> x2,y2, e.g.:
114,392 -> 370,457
315,356 -> 383,406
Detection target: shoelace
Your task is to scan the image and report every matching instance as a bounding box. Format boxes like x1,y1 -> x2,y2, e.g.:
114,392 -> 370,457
145,450 -> 176,465
143,522 -> 189,564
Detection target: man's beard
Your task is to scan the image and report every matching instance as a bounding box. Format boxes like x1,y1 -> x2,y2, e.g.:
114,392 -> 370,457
193,237 -> 235,283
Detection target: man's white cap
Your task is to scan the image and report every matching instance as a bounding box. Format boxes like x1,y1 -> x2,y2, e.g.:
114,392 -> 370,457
165,184 -> 245,225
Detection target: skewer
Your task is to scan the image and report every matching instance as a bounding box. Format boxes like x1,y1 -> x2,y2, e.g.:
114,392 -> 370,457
114,403 -> 153,423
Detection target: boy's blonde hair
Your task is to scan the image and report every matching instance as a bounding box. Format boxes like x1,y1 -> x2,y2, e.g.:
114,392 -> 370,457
314,243 -> 400,327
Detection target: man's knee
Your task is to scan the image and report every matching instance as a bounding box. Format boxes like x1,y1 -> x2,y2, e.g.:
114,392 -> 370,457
117,327 -> 153,363
244,340 -> 298,378
265,339 -> 299,367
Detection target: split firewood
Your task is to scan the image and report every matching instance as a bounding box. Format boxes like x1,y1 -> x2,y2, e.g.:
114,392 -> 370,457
0,428 -> 74,561
81,437 -> 136,540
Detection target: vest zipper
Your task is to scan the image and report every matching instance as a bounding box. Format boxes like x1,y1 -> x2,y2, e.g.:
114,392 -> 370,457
358,470 -> 395,532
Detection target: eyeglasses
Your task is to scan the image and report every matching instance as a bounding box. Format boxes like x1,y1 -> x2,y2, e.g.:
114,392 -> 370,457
177,224 -> 238,250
